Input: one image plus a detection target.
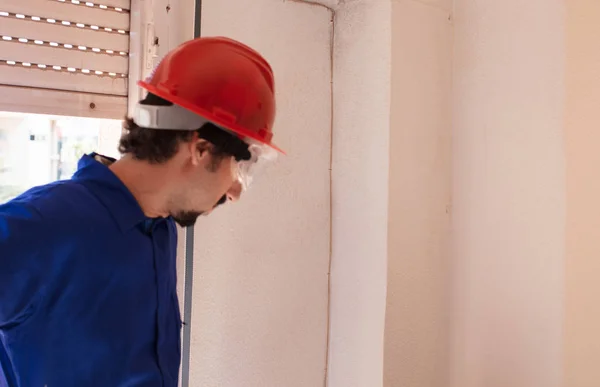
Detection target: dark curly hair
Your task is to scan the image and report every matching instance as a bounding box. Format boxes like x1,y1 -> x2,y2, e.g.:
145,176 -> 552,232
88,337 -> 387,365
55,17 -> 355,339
119,93 -> 250,164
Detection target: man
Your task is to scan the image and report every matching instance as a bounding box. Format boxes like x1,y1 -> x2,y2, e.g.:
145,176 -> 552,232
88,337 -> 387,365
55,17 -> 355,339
0,36 -> 281,386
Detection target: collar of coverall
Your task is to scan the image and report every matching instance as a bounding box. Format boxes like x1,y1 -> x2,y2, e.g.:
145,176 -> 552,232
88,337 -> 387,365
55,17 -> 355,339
94,153 -> 115,166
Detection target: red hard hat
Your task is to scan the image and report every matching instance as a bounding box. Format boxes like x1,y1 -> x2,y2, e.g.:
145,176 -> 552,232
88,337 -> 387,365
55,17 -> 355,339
138,36 -> 282,153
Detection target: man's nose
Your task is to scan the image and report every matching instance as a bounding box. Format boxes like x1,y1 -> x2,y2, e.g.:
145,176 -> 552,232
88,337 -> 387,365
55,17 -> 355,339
226,181 -> 243,202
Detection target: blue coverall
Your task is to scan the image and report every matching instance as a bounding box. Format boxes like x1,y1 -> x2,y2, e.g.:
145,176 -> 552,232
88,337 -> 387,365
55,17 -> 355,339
0,153 -> 181,386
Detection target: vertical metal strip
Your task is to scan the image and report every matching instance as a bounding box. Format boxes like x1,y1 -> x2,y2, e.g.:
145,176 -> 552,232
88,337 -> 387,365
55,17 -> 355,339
181,3 -> 202,386
194,0 -> 202,41
181,226 -> 195,387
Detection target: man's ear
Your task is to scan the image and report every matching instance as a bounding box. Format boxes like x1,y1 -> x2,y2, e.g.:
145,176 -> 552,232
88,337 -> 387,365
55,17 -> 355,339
188,136 -> 213,167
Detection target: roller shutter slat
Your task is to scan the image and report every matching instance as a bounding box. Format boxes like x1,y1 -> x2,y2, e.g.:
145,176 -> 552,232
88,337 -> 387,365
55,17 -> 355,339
0,17 -> 129,52
3,0 -> 130,31
0,0 -> 131,118
0,64 -> 127,96
85,0 -> 131,10
1,41 -> 129,75
0,85 -> 127,119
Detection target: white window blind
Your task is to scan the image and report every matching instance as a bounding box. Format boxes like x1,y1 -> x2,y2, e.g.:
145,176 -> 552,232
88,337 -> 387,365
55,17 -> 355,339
0,0 -> 132,118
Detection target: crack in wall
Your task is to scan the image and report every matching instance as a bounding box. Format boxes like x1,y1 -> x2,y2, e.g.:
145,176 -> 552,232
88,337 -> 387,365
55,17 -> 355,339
285,1 -> 335,386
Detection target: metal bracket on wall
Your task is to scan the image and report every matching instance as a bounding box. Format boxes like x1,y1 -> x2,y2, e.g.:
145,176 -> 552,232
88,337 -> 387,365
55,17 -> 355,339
181,226 -> 195,387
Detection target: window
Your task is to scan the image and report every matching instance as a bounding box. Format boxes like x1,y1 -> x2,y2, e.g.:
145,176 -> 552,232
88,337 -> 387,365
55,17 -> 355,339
0,0 -> 143,202
0,0 -> 136,119
0,111 -> 122,203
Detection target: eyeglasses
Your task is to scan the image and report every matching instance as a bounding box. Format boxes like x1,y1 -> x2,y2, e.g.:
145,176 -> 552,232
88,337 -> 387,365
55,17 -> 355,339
233,142 -> 278,191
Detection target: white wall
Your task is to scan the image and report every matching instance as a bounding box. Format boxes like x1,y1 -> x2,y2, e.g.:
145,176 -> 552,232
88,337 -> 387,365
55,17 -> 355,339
143,1 -> 600,386
564,1 -> 600,385
384,1 -> 452,386
148,1 -> 395,386
328,1 -> 391,386
191,1 -> 332,386
451,1 -> 565,386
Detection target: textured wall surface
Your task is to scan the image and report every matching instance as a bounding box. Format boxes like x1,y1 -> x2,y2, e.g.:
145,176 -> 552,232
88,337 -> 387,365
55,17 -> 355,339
384,1 -> 452,386
327,1 -> 392,386
451,1 -> 565,386
564,1 -> 600,385
146,1 -> 600,386
190,1 -> 332,386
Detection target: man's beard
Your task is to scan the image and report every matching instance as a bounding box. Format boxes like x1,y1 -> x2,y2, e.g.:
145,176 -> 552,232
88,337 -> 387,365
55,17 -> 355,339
172,194 -> 228,228
172,211 -> 203,228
